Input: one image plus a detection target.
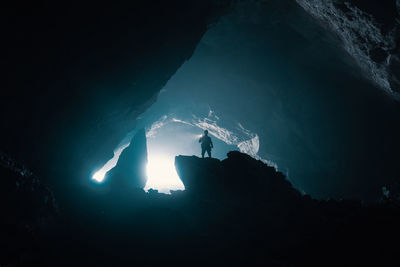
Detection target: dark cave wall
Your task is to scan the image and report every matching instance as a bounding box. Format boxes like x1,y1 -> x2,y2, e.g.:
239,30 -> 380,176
296,0 -> 400,97
1,1 -> 232,196
2,0 -> 400,203
157,0 -> 400,201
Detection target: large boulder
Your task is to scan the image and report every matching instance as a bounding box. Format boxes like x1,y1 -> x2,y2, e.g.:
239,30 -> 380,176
175,151 -> 301,203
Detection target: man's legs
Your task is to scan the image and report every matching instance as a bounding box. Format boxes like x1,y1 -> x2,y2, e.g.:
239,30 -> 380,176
201,148 -> 205,158
206,148 -> 211,158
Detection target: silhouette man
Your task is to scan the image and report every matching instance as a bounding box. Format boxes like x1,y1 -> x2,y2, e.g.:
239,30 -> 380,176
199,130 -> 213,158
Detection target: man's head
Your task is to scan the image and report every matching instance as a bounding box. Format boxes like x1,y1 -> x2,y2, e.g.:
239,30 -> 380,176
204,130 -> 208,136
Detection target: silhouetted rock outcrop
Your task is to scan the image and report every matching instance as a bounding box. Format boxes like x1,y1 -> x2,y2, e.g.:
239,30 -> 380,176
174,151 -> 400,266
175,151 -> 301,203
107,129 -> 148,190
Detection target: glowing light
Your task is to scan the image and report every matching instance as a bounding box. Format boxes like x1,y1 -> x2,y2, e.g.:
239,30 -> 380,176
92,171 -> 106,183
144,154 -> 185,194
92,143 -> 130,183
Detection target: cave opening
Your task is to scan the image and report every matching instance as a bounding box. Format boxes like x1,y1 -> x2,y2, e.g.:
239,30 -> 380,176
89,0 -> 400,200
91,103 -> 262,194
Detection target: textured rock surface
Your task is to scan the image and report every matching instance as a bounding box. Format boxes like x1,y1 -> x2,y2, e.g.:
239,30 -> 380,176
296,0 -> 400,98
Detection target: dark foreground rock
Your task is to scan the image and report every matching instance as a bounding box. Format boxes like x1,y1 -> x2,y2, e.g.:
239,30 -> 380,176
175,151 -> 302,203
2,151 -> 400,266
175,152 -> 400,266
0,152 -> 57,265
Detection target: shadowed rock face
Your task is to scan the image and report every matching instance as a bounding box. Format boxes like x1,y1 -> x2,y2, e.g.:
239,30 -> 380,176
2,1 -> 400,264
175,151 -> 301,203
1,151 -> 400,266
0,152 -> 57,264
174,152 -> 400,266
107,128 -> 148,190
296,0 -> 400,97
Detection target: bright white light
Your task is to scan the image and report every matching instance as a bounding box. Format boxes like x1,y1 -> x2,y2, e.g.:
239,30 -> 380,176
92,143 -> 130,183
92,171 -> 106,183
144,154 -> 185,194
